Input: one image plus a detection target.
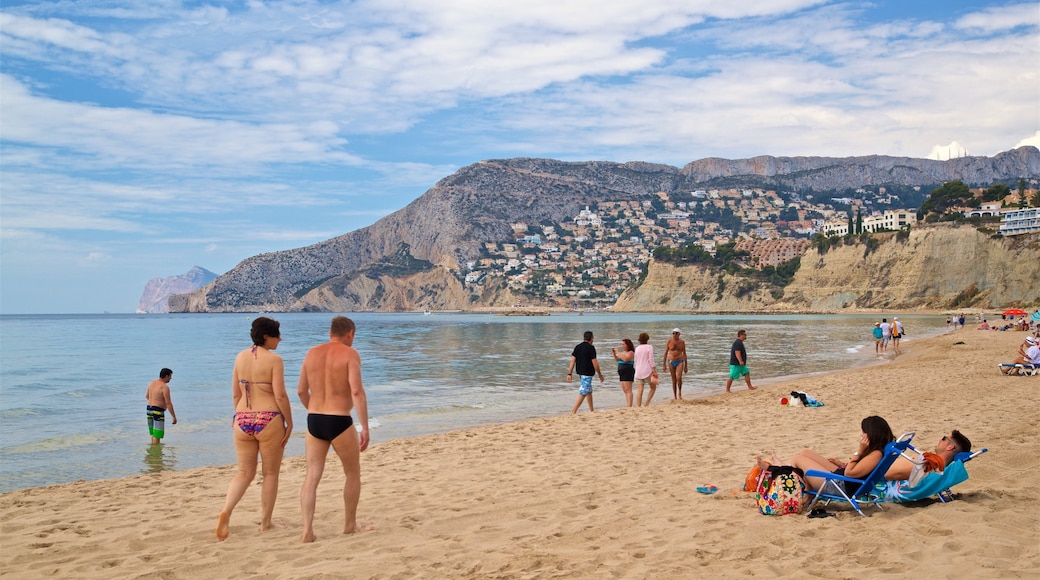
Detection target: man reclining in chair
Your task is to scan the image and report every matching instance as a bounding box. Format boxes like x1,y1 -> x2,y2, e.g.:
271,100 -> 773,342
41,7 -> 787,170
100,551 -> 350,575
884,430 -> 971,482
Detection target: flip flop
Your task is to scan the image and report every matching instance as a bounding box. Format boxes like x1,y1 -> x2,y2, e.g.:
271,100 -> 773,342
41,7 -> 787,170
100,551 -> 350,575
696,485 -> 719,494
808,508 -> 835,518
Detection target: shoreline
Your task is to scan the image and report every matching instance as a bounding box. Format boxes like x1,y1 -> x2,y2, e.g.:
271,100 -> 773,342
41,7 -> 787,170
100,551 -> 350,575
2,329 -> 1037,578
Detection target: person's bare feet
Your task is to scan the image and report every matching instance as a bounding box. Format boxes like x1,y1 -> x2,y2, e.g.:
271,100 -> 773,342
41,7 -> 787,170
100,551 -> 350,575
747,385 -> 756,390
260,521 -> 281,532
343,523 -> 374,535
302,530 -> 316,543
216,511 -> 230,541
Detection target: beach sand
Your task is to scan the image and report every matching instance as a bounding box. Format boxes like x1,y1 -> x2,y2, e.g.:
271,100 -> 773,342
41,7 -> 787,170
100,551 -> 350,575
2,329 -> 1038,579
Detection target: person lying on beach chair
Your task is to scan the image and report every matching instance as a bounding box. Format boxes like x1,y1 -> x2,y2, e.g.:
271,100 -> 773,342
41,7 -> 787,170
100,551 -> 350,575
884,430 -> 971,483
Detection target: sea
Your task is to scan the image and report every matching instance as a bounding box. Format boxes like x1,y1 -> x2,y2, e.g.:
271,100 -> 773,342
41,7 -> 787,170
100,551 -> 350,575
0,312 -> 952,493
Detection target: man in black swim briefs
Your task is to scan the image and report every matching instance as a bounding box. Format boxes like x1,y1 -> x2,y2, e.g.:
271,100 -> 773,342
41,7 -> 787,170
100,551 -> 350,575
297,316 -> 370,542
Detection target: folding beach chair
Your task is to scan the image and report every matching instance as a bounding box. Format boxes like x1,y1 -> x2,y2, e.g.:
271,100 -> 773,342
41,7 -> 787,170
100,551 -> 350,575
804,432 -> 915,517
881,447 -> 989,504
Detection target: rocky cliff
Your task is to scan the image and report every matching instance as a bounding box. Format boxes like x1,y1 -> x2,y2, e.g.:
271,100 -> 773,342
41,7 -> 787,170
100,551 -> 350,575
612,224 -> 1040,312
170,149 -> 1040,313
138,266 -> 218,313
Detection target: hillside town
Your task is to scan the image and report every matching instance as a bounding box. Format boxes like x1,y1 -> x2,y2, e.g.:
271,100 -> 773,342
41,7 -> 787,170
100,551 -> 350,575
463,185 -> 1038,306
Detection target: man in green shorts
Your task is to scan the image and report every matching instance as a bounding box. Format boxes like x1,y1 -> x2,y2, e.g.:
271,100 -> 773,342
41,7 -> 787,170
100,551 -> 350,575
146,368 -> 177,444
725,330 -> 756,393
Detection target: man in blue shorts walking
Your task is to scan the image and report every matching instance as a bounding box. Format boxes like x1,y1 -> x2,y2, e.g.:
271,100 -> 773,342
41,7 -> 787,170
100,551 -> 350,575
566,330 -> 604,413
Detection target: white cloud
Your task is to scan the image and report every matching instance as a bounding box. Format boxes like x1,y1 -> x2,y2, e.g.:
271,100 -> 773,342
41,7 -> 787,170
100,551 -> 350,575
1015,131 -> 1040,150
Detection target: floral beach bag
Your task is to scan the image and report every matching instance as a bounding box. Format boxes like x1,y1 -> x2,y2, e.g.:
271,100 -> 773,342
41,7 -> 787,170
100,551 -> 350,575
755,465 -> 806,516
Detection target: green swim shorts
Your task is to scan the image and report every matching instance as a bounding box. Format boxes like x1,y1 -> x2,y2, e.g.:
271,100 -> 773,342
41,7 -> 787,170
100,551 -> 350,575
728,365 -> 750,380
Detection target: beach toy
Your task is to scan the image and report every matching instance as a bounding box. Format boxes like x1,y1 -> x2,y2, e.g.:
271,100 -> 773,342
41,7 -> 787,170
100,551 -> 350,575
779,396 -> 789,406
696,484 -> 719,494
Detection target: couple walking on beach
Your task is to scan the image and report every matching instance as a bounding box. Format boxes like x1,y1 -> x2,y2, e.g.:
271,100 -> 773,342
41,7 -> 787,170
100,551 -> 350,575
215,315 -> 370,543
567,328 -> 755,413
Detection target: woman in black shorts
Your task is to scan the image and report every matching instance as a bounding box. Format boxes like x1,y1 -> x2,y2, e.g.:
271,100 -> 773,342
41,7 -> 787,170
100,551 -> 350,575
612,338 -> 636,407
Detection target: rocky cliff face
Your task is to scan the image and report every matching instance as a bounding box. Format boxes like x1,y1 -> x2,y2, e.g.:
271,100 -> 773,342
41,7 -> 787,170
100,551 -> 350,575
138,266 -> 218,313
170,149 -> 1040,313
612,224 -> 1040,312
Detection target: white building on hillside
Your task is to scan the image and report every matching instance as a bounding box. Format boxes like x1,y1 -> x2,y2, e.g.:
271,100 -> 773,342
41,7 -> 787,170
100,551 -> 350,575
998,207 -> 1040,236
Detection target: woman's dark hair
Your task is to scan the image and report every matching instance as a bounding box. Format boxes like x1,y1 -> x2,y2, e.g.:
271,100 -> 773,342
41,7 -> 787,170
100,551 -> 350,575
861,415 -> 895,457
250,316 -> 280,346
638,332 -> 650,344
622,338 -> 635,352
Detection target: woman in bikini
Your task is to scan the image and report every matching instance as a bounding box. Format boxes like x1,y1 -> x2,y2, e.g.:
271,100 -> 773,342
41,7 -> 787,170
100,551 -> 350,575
216,316 -> 294,541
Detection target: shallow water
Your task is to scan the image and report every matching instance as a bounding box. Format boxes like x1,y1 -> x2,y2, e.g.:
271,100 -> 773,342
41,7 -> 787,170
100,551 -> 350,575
0,311 -> 949,492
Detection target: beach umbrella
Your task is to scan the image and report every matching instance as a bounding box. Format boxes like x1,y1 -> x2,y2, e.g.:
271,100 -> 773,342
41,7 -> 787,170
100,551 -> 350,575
1003,308 -> 1028,317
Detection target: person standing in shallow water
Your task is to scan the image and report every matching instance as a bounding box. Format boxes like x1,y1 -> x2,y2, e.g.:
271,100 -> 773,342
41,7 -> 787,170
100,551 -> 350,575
216,316 -> 294,542
145,368 -> 177,444
725,329 -> 756,393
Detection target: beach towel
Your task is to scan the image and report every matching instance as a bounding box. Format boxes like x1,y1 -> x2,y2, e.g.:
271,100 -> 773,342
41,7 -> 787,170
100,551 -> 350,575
882,461 -> 969,503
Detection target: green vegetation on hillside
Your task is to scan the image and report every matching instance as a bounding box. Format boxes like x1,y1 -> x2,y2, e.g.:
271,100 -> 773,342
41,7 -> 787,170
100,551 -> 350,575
360,243 -> 435,279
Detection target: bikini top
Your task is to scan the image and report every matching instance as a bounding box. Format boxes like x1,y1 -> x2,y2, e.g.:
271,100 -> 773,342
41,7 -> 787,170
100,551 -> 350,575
617,359 -> 634,366
241,345 -> 273,409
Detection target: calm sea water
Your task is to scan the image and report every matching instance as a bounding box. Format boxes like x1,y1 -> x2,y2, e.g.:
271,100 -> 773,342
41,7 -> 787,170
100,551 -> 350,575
0,312 -> 950,493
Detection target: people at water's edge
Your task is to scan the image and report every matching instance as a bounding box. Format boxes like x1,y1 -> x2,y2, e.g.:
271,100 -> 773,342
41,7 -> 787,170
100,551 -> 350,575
612,338 -> 636,407
298,316 -> 371,542
633,332 -> 658,407
567,330 -> 604,413
872,322 -> 883,355
217,316 -> 294,541
725,330 -> 756,392
664,328 -> 688,400
145,368 -> 177,445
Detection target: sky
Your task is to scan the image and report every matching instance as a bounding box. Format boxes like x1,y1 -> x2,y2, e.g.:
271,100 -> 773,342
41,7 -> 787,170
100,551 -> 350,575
1,1 -> 1038,314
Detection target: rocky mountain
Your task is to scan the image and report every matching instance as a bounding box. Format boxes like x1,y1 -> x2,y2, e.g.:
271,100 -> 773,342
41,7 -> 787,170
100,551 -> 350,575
138,266 -> 218,313
169,148 -> 1040,313
613,223 -> 1040,312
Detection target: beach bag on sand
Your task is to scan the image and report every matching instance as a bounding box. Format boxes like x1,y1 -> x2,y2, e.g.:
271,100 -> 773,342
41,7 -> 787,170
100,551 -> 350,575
755,466 -> 806,516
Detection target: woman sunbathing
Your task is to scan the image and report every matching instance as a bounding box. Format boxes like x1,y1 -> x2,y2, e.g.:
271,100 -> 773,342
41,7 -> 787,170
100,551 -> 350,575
767,415 -> 895,493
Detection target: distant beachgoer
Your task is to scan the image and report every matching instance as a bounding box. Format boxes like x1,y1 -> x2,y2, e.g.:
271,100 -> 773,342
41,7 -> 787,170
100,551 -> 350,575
663,328 -> 688,400
612,338 -> 636,407
633,332 -> 658,407
946,316 -> 952,329
872,322 -> 883,354
959,313 -> 966,329
891,317 -> 904,350
145,368 -> 177,445
880,318 -> 892,350
216,316 -> 294,542
725,329 -> 756,392
298,316 -> 371,542
567,330 -> 604,413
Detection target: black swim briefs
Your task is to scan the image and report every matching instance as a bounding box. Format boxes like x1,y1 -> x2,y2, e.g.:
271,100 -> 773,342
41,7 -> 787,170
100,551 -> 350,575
307,413 -> 354,441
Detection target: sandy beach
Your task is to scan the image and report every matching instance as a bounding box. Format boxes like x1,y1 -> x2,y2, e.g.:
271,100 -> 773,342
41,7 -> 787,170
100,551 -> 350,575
2,328 -> 1038,579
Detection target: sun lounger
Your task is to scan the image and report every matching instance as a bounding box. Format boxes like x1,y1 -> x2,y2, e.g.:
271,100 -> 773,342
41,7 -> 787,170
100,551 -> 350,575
998,363 -> 1039,376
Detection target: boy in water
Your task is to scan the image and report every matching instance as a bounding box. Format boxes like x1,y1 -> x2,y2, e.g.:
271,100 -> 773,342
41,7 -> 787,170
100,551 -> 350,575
146,368 -> 177,444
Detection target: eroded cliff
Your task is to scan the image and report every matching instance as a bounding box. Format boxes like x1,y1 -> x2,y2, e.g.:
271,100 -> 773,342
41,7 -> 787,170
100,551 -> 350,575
613,224 -> 1040,312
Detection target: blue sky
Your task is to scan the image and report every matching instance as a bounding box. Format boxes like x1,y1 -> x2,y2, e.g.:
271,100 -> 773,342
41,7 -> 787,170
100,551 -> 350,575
1,0 -> 1038,313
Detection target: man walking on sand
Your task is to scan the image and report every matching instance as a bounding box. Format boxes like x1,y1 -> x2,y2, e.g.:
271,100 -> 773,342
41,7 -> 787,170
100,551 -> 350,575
145,368 -> 177,444
664,328 -> 688,400
298,316 -> 370,542
725,330 -> 756,393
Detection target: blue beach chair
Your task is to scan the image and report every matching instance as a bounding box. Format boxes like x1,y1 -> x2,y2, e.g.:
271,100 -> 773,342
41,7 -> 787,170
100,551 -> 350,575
880,447 -> 988,504
804,432 -> 915,516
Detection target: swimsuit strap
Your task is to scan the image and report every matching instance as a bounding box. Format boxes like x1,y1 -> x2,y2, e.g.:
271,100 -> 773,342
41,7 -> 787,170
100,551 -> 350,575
251,344 -> 259,358
240,379 -> 251,408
